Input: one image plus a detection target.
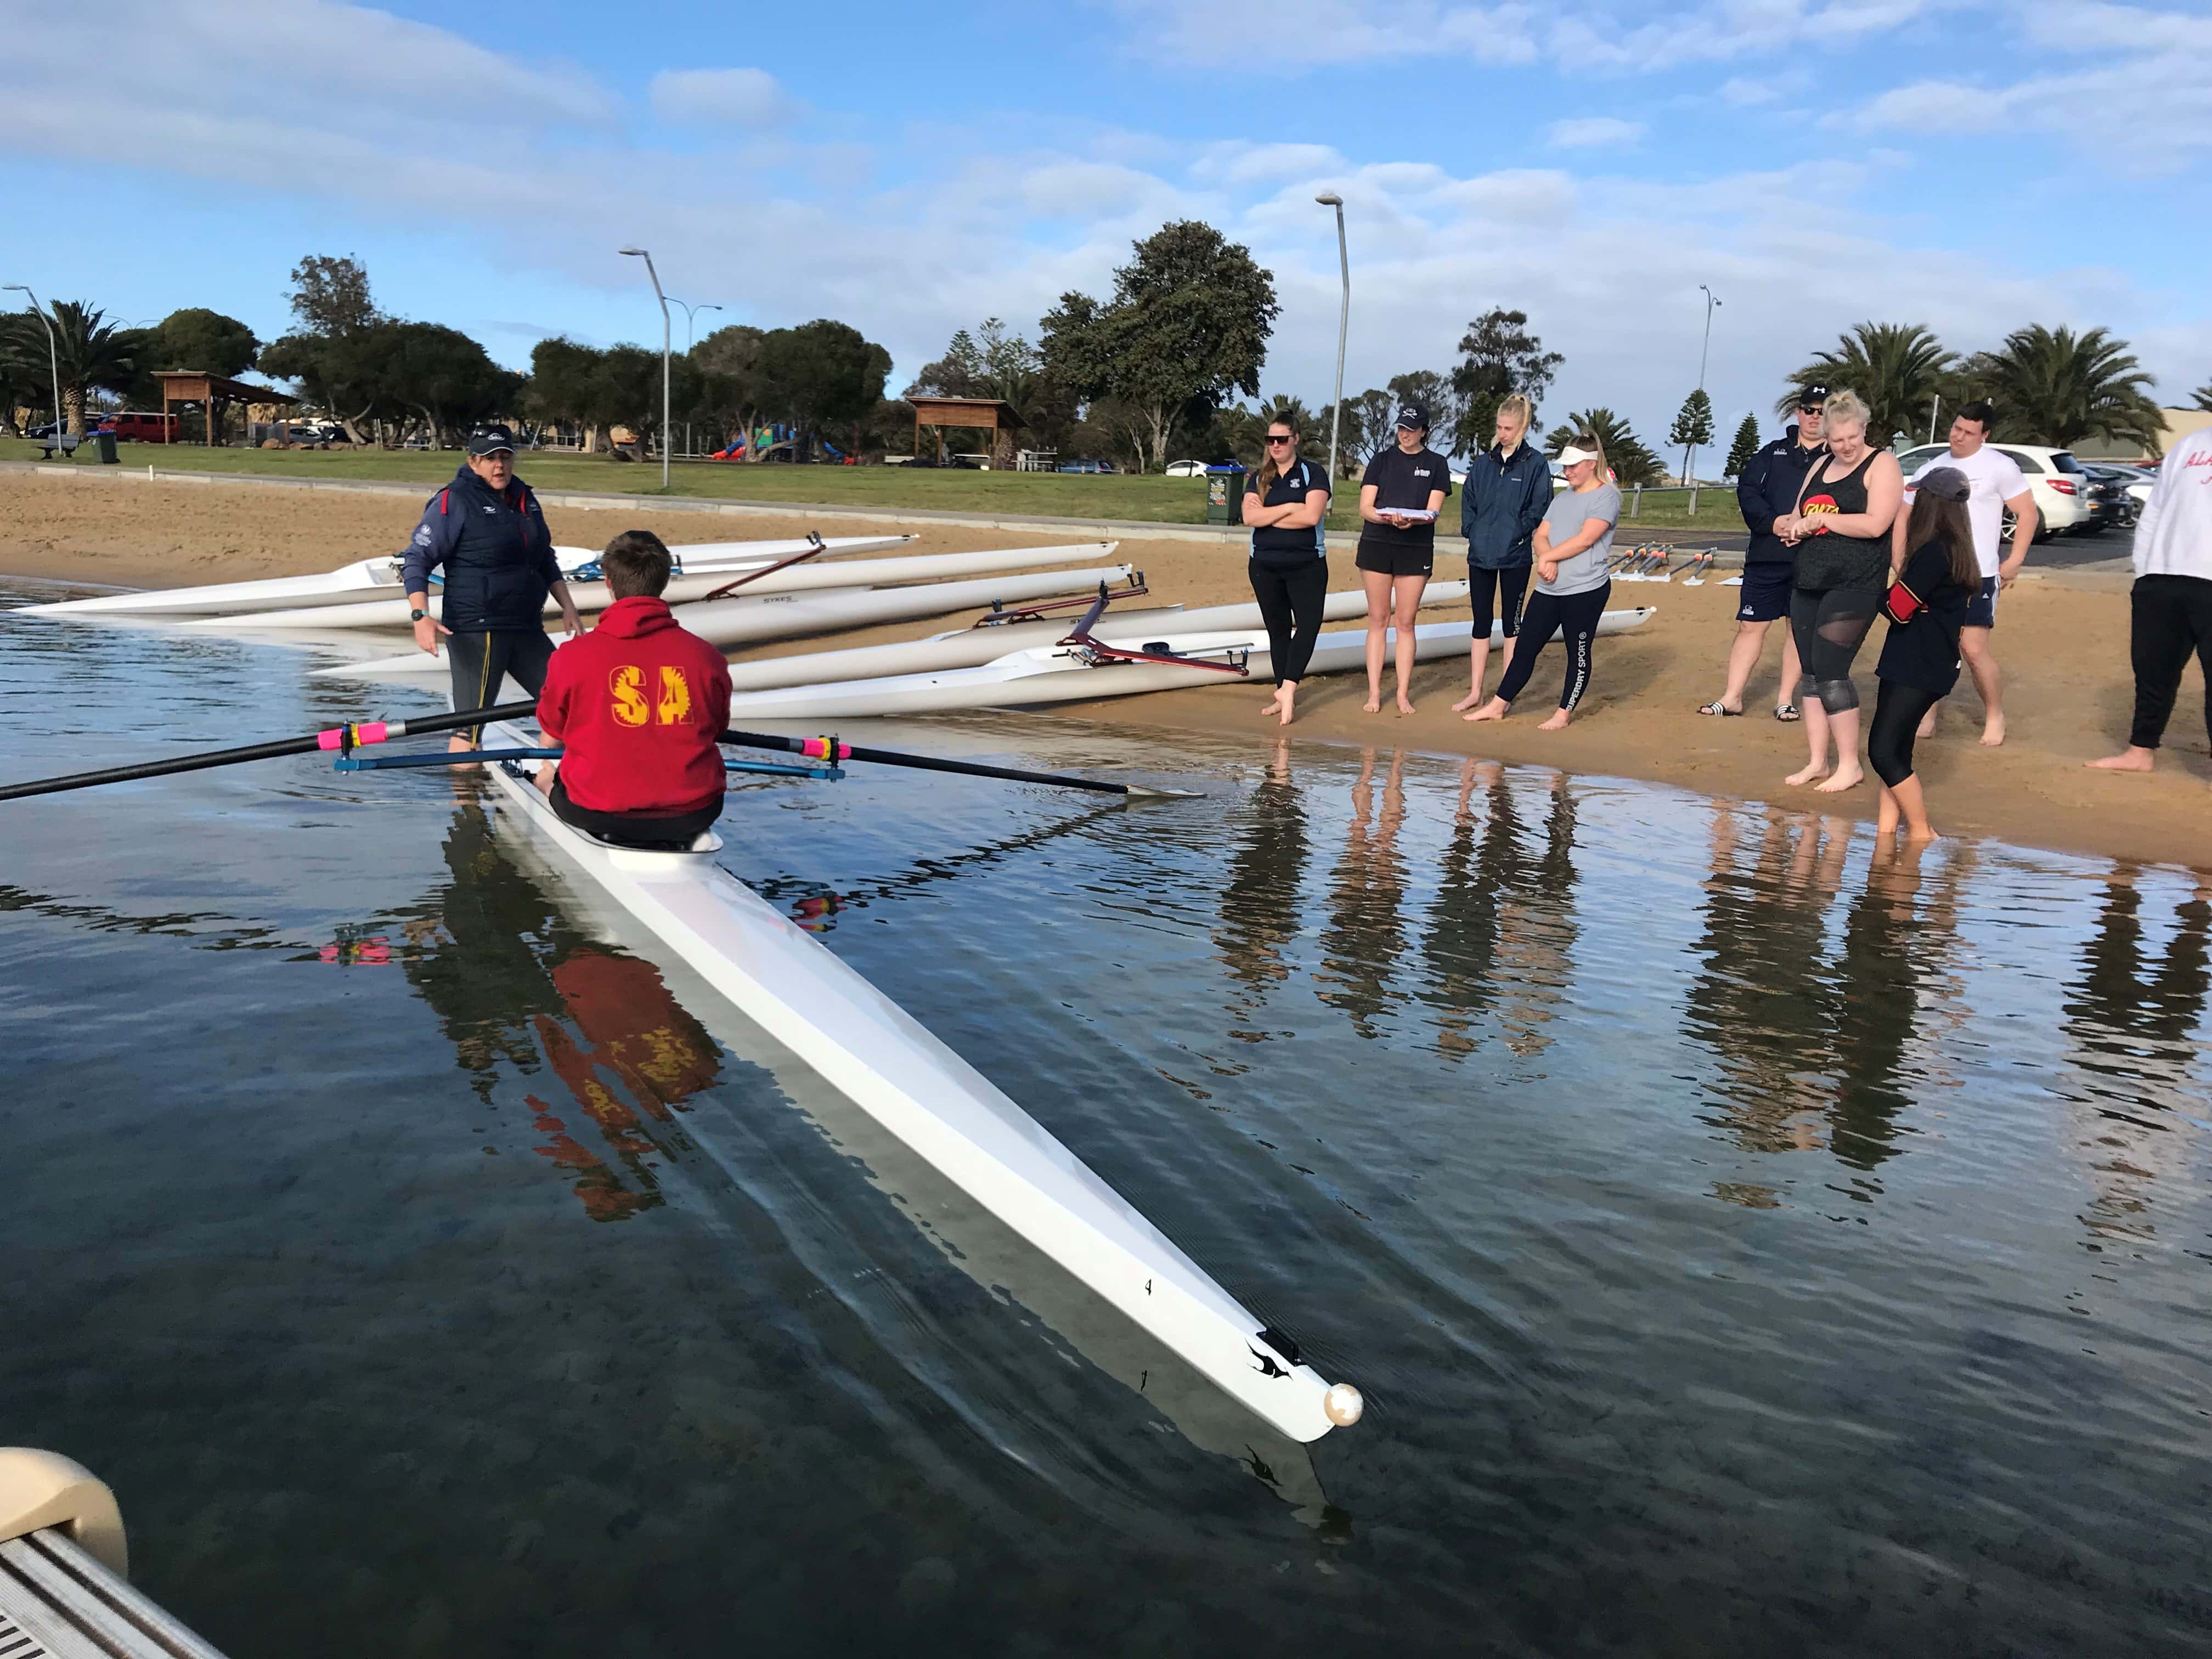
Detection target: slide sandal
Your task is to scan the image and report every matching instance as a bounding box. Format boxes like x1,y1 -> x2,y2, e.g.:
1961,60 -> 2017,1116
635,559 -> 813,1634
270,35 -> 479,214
1774,704 -> 1802,723
1696,701 -> 1742,717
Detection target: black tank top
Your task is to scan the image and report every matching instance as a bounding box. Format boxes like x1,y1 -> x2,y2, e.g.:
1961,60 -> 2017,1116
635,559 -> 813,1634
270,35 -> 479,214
1793,448 -> 1888,591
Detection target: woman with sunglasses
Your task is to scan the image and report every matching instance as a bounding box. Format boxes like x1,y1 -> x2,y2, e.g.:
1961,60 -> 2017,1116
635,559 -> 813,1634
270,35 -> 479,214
1242,415 -> 1333,726
1357,403 -> 1452,714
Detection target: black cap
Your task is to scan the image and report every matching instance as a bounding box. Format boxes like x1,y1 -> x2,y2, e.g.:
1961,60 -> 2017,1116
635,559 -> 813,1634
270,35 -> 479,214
1913,465 -> 1971,502
1396,404 -> 1429,431
467,425 -> 517,457
1798,383 -> 1831,409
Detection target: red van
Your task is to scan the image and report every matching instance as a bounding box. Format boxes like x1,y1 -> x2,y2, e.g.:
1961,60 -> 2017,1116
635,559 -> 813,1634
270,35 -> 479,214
104,412 -> 177,444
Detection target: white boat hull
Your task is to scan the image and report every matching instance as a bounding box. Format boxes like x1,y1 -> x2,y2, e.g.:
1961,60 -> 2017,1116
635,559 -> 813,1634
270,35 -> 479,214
312,565 -> 1138,683
15,535 -> 916,619
472,721 -> 1353,1442
190,543 -> 1121,633
724,608 -> 1657,720
724,581 -> 1472,694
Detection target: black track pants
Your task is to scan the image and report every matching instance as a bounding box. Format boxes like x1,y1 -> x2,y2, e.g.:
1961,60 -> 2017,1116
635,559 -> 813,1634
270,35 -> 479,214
1495,582 -> 1609,711
2127,574 -> 2212,751
1249,558 -> 1329,685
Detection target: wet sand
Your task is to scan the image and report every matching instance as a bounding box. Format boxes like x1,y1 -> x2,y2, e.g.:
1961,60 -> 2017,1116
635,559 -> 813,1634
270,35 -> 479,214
3,470 -> 2203,870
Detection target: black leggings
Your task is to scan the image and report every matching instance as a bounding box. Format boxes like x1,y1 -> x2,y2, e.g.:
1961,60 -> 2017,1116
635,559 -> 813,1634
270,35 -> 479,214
1249,557 -> 1329,684
447,628 -> 555,741
1468,564 -> 1530,639
2128,574 -> 2212,750
1790,584 -> 1882,714
1495,582 -> 1609,711
1867,680 -> 1941,788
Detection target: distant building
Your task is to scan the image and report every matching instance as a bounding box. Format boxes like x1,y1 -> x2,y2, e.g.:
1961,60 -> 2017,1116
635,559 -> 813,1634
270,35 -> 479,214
2074,407 -> 2211,465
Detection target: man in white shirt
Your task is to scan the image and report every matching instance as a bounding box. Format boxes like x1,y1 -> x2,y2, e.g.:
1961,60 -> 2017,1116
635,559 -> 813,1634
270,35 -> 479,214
1893,401 -> 2036,745
2089,425 -> 2212,776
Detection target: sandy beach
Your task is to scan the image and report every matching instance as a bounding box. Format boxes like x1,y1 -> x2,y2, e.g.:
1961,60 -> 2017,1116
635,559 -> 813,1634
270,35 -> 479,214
3,467 -> 2202,870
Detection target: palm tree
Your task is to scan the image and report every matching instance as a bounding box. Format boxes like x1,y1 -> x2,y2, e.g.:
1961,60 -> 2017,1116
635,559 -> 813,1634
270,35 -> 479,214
1962,324 -> 2162,451
40,302 -> 145,435
1544,407 -> 1662,487
1779,323 -> 1957,445
2192,379 -> 2211,414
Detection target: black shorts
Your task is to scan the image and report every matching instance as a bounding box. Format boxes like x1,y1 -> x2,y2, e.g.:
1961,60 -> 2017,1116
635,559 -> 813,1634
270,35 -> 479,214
550,774 -> 723,850
447,627 -> 555,731
1965,575 -> 1999,630
1736,562 -> 1794,623
1355,544 -> 1434,578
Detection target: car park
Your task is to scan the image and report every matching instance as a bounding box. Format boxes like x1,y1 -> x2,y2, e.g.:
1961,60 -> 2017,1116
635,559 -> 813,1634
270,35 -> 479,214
2085,462 -> 2156,512
1894,441 -> 2096,538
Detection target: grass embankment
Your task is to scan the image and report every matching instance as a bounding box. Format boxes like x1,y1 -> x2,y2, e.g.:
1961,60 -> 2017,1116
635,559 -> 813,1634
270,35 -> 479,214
1,441 -> 1749,534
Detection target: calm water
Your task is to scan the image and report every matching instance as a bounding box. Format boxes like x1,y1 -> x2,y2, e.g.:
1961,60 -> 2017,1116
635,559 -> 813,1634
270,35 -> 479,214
3,579 -> 2209,1657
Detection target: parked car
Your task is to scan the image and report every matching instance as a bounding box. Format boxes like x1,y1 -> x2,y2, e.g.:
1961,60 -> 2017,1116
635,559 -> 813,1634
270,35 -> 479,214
105,411 -> 178,443
1894,442 -> 2096,539
2085,462 -> 2156,511
1164,459 -> 1206,477
1057,459 -> 1116,474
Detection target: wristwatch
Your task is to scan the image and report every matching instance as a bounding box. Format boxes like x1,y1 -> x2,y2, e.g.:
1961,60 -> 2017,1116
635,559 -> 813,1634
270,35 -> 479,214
409,607 -> 428,622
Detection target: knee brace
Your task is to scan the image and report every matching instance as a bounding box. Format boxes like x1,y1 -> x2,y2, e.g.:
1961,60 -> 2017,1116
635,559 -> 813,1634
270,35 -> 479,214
1813,677 -> 1859,714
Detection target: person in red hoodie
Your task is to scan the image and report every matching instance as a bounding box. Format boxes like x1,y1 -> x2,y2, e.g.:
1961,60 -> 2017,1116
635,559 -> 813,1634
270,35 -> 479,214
532,531 -> 732,849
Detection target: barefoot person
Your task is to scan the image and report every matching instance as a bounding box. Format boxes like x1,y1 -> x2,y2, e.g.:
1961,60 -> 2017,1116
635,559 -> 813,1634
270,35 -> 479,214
1895,400 -> 2036,746
1772,390 -> 1903,793
2089,422 -> 2212,777
1452,393 -> 1549,713
1868,467 -> 1978,842
1357,404 -> 1452,714
402,426 -> 585,750
1463,432 -> 1620,731
1699,383 -> 1825,720
532,531 -> 733,849
1242,414 -> 1332,727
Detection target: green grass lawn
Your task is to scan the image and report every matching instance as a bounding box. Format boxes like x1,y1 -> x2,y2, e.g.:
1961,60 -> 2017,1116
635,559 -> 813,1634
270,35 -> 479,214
3,441 -> 1748,534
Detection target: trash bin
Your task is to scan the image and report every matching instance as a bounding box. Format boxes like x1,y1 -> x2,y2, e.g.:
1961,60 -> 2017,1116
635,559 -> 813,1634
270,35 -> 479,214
95,431 -> 119,464
1205,464 -> 1246,526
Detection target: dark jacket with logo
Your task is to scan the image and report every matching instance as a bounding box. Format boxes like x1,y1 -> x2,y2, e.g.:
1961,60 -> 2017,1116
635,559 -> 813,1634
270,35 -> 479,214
1459,441 -> 1553,570
399,465 -> 562,632
1737,428 -> 1827,566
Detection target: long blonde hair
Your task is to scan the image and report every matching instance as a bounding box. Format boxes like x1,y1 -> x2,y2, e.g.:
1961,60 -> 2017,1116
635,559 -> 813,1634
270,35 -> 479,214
1564,428 -> 1607,479
1254,412 -> 1303,494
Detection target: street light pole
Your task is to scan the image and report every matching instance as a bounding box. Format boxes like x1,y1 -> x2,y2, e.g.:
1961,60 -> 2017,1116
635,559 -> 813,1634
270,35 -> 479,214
1686,283 -> 1722,489
619,247 -> 672,488
5,285 -> 63,442
668,299 -> 722,460
1315,193 -> 1348,488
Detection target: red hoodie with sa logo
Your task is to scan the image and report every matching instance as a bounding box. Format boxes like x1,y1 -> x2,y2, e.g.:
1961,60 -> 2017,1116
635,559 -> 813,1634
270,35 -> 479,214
537,596 -> 731,815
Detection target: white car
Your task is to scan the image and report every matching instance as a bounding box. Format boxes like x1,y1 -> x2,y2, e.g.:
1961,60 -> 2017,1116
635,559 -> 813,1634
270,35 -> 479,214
1893,441 -> 2095,538
1164,459 -> 1207,477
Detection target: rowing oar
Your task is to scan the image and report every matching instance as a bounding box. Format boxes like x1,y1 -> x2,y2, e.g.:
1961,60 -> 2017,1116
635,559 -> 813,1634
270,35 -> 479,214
0,699 -> 540,803
719,728 -> 1201,799
689,531 -> 827,606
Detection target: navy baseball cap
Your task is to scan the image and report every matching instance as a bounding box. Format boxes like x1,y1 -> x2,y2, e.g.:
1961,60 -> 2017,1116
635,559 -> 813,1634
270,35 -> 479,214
467,425 -> 517,456
1798,383 -> 1831,409
1914,465 -> 1971,502
1396,405 -> 1429,431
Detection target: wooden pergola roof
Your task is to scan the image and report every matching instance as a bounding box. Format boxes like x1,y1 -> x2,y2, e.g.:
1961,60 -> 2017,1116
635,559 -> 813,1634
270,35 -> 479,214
910,397 -> 1024,464
153,371 -> 301,407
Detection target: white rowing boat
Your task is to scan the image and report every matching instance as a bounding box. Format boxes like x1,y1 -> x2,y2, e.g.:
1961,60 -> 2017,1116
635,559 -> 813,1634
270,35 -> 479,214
723,580 -> 1474,695
470,718 -> 1362,1442
14,535 -> 917,619
311,565 -> 1138,682
721,608 -> 1658,720
190,543 -> 1122,633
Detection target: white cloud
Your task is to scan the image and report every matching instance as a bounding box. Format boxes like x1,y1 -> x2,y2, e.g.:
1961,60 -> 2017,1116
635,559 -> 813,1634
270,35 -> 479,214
1547,116 -> 1646,149
650,67 -> 801,128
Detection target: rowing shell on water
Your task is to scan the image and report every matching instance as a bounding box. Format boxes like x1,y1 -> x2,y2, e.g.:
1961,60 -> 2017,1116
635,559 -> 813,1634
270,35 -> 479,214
469,717 -> 1362,1442
721,609 -> 1658,720
721,581 -> 1475,695
311,565 -> 1139,682
12,536 -> 919,619
189,543 -> 1124,633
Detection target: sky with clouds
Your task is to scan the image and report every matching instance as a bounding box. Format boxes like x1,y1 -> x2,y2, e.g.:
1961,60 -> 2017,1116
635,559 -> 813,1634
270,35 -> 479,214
3,0 -> 2205,449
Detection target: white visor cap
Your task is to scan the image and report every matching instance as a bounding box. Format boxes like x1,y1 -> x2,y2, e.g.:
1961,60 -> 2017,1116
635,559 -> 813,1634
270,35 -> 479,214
1556,444 -> 1601,467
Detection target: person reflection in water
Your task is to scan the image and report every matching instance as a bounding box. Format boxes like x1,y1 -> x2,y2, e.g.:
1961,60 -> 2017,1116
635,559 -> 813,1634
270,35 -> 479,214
1316,749 -> 1408,1039
2061,867 -> 2210,1243
1217,740 -> 1309,1037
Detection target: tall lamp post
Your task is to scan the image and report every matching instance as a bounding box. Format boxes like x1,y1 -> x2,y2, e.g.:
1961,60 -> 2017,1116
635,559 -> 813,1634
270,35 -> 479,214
669,298 -> 722,459
5,285 -> 62,443
618,247 -> 672,488
1686,283 -> 1722,490
1315,193 -> 1348,488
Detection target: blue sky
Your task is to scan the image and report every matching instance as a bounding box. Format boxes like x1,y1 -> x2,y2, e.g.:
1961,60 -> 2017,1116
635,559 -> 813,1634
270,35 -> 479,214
4,0 -> 2206,449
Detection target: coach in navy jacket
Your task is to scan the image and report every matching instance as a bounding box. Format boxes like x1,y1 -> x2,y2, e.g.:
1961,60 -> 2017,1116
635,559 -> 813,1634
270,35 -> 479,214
1697,385 -> 1827,719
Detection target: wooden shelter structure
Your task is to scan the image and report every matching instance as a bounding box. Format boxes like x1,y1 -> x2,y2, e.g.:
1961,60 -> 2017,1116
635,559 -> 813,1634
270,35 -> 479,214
153,370 -> 301,447
910,397 -> 1024,467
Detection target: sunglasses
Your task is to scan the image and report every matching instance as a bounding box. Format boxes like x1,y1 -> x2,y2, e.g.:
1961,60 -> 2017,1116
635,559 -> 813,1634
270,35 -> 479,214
1266,435 -> 1295,446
